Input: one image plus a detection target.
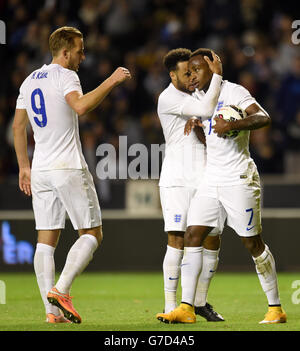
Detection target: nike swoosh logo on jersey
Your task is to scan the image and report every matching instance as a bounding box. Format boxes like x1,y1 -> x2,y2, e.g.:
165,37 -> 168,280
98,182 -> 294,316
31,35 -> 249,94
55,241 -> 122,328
246,225 -> 255,231
168,277 -> 179,280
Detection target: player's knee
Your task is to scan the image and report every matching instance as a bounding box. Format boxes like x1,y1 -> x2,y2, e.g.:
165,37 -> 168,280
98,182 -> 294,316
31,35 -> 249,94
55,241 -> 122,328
185,226 -> 202,247
203,234 -> 221,250
79,226 -> 103,246
241,235 -> 264,257
185,226 -> 213,247
167,231 -> 184,250
96,226 -> 103,245
91,230 -> 103,247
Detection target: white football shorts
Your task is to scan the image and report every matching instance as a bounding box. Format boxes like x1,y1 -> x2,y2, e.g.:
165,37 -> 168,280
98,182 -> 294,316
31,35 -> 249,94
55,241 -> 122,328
31,168 -> 102,230
159,186 -> 223,235
187,183 -> 262,237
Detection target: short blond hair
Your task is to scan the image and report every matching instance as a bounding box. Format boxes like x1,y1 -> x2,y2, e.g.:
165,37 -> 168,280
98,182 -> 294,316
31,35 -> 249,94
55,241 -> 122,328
49,26 -> 83,57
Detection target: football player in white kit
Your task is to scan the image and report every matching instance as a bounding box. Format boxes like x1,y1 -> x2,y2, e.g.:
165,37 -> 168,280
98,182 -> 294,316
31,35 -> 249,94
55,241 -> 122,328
157,48 -> 225,321
13,26 -> 131,323
157,49 -> 286,325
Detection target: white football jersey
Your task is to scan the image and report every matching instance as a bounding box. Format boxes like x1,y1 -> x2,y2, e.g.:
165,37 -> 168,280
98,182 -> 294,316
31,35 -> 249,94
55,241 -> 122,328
157,83 -> 206,188
16,63 -> 87,170
194,80 -> 265,186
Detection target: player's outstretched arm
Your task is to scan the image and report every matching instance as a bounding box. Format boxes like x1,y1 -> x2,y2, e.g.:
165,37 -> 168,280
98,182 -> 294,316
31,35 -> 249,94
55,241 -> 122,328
212,103 -> 271,137
12,109 -> 32,196
66,67 -> 131,116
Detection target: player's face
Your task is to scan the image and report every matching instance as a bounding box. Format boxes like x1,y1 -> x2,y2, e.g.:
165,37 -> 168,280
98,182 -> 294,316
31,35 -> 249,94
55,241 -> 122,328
188,55 -> 213,92
68,37 -> 85,72
171,61 -> 191,93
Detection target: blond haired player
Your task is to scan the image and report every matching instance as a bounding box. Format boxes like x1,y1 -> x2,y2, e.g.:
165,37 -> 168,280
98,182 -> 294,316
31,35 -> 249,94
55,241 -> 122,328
13,26 -> 131,323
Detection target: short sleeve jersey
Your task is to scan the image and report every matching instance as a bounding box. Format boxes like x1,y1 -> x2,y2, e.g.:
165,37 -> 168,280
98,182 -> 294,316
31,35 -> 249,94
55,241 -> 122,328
16,63 -> 87,170
157,83 -> 206,188
194,80 -> 265,186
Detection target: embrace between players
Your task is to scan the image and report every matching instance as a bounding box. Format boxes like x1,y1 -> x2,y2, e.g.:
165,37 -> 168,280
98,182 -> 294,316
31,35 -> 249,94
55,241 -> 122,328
13,26 -> 286,325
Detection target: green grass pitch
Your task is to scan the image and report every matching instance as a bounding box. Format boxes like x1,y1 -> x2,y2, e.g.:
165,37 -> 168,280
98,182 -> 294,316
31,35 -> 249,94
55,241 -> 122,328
0,272 -> 299,331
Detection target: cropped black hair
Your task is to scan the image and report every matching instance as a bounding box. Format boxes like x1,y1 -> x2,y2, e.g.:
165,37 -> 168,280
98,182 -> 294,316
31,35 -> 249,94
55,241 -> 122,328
190,48 -> 214,61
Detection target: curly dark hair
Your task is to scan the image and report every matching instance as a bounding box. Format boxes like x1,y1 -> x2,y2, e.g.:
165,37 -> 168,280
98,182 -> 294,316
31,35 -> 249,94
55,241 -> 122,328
163,48 -> 192,72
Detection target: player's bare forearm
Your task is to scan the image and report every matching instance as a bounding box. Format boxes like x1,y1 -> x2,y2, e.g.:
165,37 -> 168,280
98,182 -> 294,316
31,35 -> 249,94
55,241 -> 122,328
77,77 -> 118,115
13,109 -> 32,196
226,114 -> 270,133
213,103 -> 271,136
194,126 -> 206,146
66,67 -> 131,116
12,109 -> 30,169
13,129 -> 30,168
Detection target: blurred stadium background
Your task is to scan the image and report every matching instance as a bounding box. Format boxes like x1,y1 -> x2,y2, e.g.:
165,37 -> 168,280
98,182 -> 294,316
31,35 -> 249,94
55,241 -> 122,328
0,0 -> 299,273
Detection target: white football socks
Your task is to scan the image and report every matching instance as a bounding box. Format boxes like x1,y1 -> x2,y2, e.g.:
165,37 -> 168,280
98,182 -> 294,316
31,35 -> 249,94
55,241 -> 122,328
163,245 -> 184,313
34,243 -> 60,315
55,234 -> 98,294
181,246 -> 203,306
253,244 -> 281,306
194,248 -> 219,307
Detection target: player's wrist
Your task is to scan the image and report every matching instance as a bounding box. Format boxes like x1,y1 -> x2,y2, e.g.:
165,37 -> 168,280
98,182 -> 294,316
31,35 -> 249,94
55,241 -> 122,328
19,167 -> 31,172
106,75 -> 120,88
18,162 -> 31,170
212,72 -> 222,78
227,120 -> 236,132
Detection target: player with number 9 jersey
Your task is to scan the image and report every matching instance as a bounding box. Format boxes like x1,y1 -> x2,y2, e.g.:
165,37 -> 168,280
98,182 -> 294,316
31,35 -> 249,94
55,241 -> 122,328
13,26 -> 131,324
16,64 -> 87,171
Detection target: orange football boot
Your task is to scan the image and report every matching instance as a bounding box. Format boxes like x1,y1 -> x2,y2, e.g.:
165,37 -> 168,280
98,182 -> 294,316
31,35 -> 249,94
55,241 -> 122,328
46,313 -> 71,323
47,287 -> 82,324
156,303 -> 196,324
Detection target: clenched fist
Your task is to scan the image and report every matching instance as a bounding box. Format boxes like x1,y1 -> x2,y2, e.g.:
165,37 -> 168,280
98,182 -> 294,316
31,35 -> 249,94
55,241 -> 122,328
110,67 -> 131,86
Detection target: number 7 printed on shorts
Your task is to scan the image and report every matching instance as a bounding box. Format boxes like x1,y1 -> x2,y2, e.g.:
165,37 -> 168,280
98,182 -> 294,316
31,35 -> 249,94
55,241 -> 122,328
246,208 -> 255,231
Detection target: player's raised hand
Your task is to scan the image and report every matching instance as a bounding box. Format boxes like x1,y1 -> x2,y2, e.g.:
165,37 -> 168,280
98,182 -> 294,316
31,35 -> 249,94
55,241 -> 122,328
184,117 -> 203,136
204,51 -> 222,76
19,167 -> 31,196
110,67 -> 131,85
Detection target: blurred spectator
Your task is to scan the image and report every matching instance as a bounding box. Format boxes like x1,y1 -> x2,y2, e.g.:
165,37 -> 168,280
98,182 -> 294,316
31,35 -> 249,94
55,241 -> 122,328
250,127 -> 284,174
276,55 -> 300,128
1,0 -> 300,207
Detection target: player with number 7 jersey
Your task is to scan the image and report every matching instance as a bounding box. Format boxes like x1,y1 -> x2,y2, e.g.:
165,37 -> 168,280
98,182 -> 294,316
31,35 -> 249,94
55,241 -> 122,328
184,50 -> 286,324
157,48 -> 286,325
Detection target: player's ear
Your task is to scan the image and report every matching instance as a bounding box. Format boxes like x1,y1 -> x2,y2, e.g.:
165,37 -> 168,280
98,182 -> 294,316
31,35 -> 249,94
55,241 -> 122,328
170,71 -> 176,81
62,48 -> 70,60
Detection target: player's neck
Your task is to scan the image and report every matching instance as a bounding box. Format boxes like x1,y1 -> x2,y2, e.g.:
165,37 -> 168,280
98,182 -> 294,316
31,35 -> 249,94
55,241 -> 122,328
51,57 -> 69,69
201,80 -> 210,93
201,74 -> 214,93
172,81 -> 191,95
